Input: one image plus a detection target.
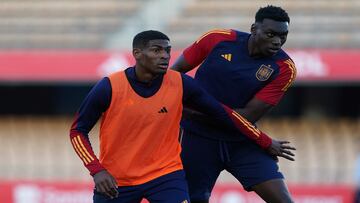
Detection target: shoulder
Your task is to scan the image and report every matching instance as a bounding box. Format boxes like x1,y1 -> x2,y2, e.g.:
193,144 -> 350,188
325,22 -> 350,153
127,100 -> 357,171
179,72 -> 198,87
275,50 -> 296,72
274,50 -> 297,75
108,70 -> 126,82
179,72 -> 193,81
274,49 -> 291,60
166,69 -> 182,77
233,30 -> 250,39
195,29 -> 238,44
165,69 -> 183,85
92,77 -> 111,91
272,51 -> 297,91
170,71 -> 195,87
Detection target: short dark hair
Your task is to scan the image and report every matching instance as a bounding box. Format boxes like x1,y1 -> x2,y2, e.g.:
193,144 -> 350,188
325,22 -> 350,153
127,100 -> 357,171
255,5 -> 290,24
132,30 -> 170,49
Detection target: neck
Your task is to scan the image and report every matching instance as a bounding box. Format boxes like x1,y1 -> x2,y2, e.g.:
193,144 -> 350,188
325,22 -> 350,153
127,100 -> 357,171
247,35 -> 261,58
134,66 -> 158,83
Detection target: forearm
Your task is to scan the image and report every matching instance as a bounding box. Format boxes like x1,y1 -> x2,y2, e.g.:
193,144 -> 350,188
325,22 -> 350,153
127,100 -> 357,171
182,74 -> 272,149
234,107 -> 264,123
234,97 -> 273,123
70,129 -> 105,175
221,104 -> 272,149
171,54 -> 195,73
190,102 -> 273,149
69,77 -> 111,176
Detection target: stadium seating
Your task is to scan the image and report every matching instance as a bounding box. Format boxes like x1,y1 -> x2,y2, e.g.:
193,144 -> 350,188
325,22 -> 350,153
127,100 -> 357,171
0,116 -> 98,180
0,0 -> 142,49
164,0 -> 360,49
0,0 -> 359,49
0,116 -> 358,184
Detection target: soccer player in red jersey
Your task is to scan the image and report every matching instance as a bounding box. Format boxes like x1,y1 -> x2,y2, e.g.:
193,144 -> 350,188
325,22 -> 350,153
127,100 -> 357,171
70,30 -> 294,203
172,5 -> 297,203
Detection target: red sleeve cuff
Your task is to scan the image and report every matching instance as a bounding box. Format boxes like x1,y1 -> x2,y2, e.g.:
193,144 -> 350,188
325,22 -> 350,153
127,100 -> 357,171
257,132 -> 273,149
88,164 -> 106,176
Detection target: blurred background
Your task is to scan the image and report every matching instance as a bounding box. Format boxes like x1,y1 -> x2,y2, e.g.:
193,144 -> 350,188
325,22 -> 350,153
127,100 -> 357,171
0,0 -> 359,202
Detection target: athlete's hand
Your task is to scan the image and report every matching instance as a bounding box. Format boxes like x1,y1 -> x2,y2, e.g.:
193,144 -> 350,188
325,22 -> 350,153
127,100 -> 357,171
266,140 -> 296,161
93,170 -> 119,199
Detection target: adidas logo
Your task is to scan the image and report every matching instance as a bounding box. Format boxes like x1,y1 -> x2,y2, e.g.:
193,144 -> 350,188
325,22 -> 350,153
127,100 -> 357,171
221,54 -> 232,61
158,107 -> 168,113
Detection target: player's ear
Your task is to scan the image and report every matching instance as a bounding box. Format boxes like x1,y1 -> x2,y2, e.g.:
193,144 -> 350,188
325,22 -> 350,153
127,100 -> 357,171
250,23 -> 256,35
133,48 -> 142,60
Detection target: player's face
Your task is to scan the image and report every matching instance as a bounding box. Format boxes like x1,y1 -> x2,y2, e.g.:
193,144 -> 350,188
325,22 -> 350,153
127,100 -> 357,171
253,19 -> 288,57
136,39 -> 171,75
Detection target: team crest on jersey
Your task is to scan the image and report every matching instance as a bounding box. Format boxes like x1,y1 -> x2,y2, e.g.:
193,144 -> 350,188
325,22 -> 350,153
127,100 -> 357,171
256,65 -> 273,81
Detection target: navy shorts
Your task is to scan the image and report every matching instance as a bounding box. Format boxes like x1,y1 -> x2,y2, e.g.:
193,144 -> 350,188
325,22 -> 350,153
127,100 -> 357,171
93,170 -> 190,203
180,131 -> 284,201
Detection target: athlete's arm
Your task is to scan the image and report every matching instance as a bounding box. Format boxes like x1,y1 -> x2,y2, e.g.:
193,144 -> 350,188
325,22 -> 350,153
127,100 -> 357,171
226,96 -> 296,161
172,54 -> 193,73
236,58 -> 297,159
172,29 -> 236,73
237,58 -> 296,123
69,77 -> 118,199
182,74 -> 295,160
182,75 -> 295,161
235,97 -> 273,123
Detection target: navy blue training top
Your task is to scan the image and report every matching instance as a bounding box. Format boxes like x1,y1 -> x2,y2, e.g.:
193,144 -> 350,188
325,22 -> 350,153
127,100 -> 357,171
72,67 -> 238,138
182,29 -> 296,141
